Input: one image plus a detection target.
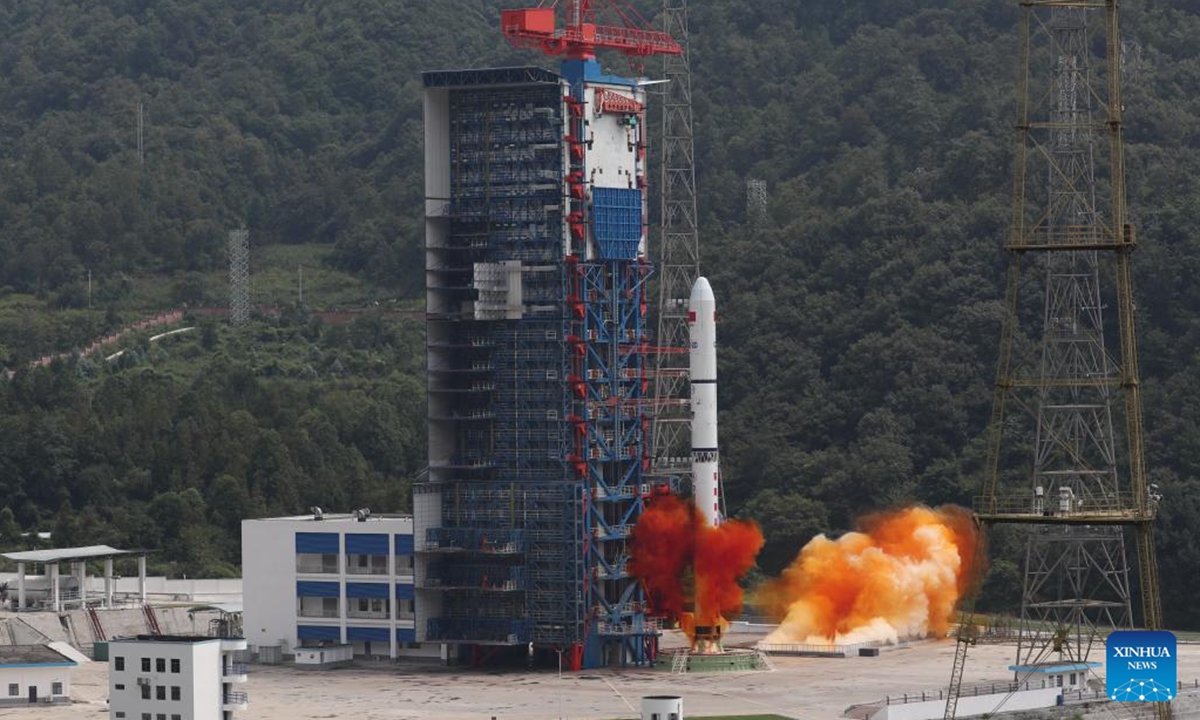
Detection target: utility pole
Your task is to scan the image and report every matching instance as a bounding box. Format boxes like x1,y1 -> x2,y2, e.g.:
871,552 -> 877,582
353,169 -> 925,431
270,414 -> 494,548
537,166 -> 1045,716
136,102 -> 144,165
746,179 -> 768,229
228,228 -> 250,326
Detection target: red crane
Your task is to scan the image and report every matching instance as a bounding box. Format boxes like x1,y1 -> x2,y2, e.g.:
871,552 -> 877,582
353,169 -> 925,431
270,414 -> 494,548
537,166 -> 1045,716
501,1 -> 681,60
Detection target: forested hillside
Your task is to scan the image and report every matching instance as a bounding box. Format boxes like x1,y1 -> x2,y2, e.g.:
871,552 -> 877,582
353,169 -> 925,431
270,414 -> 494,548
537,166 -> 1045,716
0,0 -> 1199,627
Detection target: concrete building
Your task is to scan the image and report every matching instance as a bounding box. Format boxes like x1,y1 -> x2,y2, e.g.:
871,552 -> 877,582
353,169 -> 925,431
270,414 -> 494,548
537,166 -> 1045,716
241,512 -> 432,661
108,635 -> 247,720
0,645 -> 77,706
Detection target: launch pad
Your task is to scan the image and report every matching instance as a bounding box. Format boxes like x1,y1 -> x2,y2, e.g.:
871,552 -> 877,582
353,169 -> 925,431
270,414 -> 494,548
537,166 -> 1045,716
657,647 -> 772,674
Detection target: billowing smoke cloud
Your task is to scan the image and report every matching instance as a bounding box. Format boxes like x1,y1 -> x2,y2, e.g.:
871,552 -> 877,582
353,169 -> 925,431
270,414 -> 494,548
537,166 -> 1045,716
630,495 -> 764,635
759,505 -> 981,646
629,495 -> 695,619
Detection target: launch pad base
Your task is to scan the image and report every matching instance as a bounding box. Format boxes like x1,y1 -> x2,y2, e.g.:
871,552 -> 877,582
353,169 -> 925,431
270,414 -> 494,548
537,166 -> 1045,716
657,648 -> 773,674
755,641 -> 880,658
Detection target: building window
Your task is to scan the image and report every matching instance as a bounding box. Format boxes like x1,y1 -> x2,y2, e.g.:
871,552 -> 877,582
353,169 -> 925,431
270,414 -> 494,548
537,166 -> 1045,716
155,658 -> 165,673
140,684 -> 150,700
170,686 -> 180,701
115,713 -> 125,719
172,715 -> 181,720
52,682 -> 62,695
7,684 -> 17,696
156,685 -> 166,700
157,714 -> 166,720
115,684 -> 125,690
296,552 -> 338,574
141,714 -> 150,720
297,596 -> 341,618
346,553 -> 388,575
115,656 -> 125,671
1070,673 -> 1077,685
141,657 -> 150,672
347,596 -> 390,619
170,658 -> 180,673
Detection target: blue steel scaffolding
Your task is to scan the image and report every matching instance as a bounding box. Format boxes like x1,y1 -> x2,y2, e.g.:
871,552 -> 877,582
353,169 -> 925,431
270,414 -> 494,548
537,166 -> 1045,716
422,66 -> 655,669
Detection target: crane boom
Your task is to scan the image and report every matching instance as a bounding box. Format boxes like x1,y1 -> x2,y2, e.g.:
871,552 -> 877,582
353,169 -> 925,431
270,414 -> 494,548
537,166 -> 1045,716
501,2 -> 681,60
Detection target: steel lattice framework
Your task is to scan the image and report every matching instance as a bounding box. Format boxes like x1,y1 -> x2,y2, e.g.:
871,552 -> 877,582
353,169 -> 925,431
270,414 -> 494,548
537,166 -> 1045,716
946,3 -> 1165,719
649,0 -> 700,488
746,179 -> 768,229
1014,4 -> 1133,667
228,228 -> 250,327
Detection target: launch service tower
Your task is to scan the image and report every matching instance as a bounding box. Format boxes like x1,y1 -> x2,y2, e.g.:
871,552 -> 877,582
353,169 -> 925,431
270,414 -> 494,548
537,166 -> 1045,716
418,3 -> 681,670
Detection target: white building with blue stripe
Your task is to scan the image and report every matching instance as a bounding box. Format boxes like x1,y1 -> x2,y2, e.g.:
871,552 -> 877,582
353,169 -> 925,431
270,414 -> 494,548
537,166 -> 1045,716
241,512 -> 435,661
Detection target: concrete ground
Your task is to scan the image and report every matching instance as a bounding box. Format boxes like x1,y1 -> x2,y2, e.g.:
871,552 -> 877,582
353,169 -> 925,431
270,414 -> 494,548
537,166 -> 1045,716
14,631 -> 1200,720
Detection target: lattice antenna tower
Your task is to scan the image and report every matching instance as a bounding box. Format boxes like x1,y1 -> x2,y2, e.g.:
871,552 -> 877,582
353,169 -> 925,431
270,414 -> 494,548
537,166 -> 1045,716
136,102 -> 144,165
945,2 -> 1164,719
228,228 -> 250,327
1013,4 -> 1132,667
746,179 -> 768,229
651,0 -> 700,486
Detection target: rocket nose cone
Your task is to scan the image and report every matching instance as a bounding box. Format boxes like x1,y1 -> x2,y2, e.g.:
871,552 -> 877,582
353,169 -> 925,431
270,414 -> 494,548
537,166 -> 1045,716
690,276 -> 714,304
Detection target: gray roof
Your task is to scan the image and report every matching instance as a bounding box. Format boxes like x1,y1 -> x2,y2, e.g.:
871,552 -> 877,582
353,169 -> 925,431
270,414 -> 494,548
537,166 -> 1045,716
0,645 -> 77,666
111,635 -> 220,645
1,545 -> 149,564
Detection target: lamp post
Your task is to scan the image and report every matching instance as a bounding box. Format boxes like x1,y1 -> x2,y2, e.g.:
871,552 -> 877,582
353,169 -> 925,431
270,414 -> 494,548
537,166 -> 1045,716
555,647 -> 564,719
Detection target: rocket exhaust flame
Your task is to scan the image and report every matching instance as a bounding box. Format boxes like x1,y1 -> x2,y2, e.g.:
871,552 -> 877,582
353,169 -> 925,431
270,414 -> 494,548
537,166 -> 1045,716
630,495 -> 764,641
636,277 -> 975,649
759,505 -> 982,646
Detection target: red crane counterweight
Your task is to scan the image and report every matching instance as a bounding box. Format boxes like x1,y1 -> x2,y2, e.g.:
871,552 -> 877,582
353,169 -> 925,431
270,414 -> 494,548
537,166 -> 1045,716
501,5 -> 681,60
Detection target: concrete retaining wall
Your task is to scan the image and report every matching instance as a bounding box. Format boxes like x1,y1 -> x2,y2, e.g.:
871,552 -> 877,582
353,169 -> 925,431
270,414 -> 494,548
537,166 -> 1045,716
871,688 -> 1062,720
15,612 -> 71,644
0,573 -> 242,603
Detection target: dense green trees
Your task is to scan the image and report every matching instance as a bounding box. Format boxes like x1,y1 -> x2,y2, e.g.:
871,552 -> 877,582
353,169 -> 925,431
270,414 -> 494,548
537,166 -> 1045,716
0,314 -> 425,577
683,0 -> 1200,628
0,0 -> 1198,627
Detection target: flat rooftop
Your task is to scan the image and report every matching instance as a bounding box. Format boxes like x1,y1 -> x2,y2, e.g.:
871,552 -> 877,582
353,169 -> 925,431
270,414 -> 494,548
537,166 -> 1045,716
2,545 -> 150,564
250,513 -> 412,524
111,635 -> 222,645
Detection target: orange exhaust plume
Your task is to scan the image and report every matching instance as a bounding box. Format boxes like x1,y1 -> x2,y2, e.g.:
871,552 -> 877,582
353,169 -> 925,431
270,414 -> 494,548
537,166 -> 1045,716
630,495 -> 764,633
629,495 -> 694,618
694,517 -> 764,627
759,505 -> 981,646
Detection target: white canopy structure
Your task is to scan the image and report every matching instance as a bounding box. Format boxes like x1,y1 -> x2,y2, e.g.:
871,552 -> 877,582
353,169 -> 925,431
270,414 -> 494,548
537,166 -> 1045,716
2,545 -> 152,612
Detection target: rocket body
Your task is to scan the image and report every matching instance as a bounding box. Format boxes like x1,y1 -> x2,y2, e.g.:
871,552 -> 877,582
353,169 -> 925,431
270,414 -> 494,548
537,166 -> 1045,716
689,277 -> 720,528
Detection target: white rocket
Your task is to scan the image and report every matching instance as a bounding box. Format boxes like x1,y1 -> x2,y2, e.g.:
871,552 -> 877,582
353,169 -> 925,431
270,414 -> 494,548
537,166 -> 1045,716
689,277 -> 720,528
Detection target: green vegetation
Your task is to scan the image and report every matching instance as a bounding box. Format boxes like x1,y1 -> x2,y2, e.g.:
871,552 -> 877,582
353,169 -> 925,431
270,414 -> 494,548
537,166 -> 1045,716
0,312 -> 424,577
0,0 -> 1197,629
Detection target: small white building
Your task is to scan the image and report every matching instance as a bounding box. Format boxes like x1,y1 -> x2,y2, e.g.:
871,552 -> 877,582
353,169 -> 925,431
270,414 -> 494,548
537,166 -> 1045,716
1009,661 -> 1099,693
0,645 -> 77,706
108,635 -> 248,720
242,511 -> 437,661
